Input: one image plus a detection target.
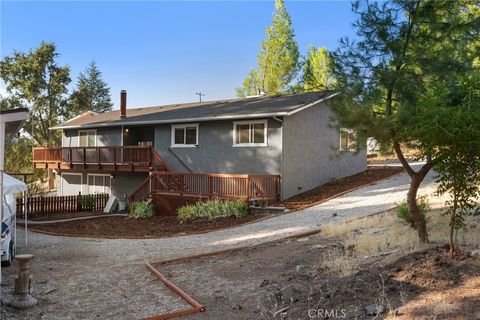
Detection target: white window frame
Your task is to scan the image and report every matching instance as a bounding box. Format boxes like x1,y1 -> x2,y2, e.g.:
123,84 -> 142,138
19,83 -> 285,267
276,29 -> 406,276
60,173 -> 83,196
78,129 -> 97,147
87,174 -> 112,195
339,128 -> 358,152
233,120 -> 268,147
170,123 -> 199,148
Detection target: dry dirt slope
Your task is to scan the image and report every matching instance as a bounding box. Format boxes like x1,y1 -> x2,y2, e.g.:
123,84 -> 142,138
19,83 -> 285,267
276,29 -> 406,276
162,234 -> 480,320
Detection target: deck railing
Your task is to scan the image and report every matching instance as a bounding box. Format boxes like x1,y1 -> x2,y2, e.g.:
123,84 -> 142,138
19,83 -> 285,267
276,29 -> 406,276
32,146 -> 169,171
128,172 -> 281,204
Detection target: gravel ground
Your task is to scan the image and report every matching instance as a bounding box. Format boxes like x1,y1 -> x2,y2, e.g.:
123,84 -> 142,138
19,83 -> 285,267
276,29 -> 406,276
1,164 -> 437,320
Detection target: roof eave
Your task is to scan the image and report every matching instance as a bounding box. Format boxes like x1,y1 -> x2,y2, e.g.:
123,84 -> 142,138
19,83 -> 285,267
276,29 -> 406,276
50,112 -> 290,130
285,92 -> 340,116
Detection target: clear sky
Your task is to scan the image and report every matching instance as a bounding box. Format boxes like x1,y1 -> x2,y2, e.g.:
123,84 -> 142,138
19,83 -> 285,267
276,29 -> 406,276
1,1 -> 356,109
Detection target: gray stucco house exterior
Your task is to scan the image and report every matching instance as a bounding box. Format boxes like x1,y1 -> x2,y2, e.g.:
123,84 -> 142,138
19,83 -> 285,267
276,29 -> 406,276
38,91 -> 366,206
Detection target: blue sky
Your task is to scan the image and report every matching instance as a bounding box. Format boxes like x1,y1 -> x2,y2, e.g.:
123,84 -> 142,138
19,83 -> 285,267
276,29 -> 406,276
1,1 -> 356,109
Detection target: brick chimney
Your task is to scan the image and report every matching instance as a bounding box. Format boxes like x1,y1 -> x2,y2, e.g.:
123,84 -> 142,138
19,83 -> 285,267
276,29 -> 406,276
120,90 -> 127,119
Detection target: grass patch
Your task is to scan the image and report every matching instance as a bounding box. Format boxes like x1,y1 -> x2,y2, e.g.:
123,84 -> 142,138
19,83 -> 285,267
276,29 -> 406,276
178,200 -> 248,221
316,247 -> 356,276
323,208 -> 480,258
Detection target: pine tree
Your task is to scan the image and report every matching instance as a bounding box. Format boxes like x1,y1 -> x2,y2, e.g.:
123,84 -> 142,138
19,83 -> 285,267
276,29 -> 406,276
69,61 -> 112,116
332,0 -> 480,242
236,0 -> 299,97
258,0 -> 299,95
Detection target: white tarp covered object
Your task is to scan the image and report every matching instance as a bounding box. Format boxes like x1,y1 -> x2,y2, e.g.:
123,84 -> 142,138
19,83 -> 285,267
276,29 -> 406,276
1,173 -> 26,269
3,172 -> 27,196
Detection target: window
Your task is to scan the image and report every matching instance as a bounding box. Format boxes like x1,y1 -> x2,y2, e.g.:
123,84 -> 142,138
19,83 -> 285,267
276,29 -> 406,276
87,174 -> 111,194
233,120 -> 268,146
340,128 -> 357,152
79,130 -> 96,147
171,124 -> 198,147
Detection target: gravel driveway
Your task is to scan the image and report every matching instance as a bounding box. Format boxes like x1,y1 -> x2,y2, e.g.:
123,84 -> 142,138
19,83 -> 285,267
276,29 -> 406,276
1,165 -> 437,320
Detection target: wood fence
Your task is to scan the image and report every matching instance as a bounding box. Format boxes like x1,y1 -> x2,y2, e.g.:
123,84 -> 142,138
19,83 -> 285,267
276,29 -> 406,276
16,193 -> 109,217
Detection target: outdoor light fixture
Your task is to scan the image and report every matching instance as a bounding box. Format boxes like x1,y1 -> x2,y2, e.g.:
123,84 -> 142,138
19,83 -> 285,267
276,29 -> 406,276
124,128 -> 129,133
10,133 -> 19,145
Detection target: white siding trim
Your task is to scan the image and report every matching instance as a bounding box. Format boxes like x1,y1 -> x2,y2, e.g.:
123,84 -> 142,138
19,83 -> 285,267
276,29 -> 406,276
232,119 -> 268,147
170,123 -> 199,148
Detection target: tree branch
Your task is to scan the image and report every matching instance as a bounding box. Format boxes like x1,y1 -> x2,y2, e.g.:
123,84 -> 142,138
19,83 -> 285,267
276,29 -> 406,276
393,141 -> 415,177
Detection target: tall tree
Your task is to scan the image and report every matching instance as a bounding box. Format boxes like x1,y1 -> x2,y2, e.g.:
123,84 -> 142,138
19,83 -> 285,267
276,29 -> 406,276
236,0 -> 299,97
302,46 -> 336,92
68,61 -> 113,117
0,42 -> 70,147
258,0 -> 299,95
235,69 -> 260,98
332,0 -> 480,242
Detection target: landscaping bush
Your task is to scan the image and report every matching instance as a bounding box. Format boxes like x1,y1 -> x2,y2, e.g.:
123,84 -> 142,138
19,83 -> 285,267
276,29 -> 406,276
78,194 -> 95,211
129,201 -> 155,219
178,199 -> 248,221
395,198 -> 430,228
27,181 -> 48,196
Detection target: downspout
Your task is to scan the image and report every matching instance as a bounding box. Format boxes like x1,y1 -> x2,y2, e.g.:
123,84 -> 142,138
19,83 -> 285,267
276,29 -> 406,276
272,116 -> 284,200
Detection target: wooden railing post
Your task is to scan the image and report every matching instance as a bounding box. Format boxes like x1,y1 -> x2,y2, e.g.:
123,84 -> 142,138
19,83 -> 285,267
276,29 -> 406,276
97,147 -> 101,169
208,176 -> 213,199
113,147 -> 117,170
83,147 -> 87,169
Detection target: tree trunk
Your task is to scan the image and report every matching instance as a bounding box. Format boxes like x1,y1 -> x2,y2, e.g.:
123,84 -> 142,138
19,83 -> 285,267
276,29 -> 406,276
407,173 -> 429,243
449,197 -> 458,259
393,142 -> 433,243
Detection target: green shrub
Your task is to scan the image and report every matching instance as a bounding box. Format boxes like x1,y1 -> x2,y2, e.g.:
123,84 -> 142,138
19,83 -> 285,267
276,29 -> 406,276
129,201 -> 155,219
395,198 -> 430,228
78,195 -> 95,211
178,199 -> 248,221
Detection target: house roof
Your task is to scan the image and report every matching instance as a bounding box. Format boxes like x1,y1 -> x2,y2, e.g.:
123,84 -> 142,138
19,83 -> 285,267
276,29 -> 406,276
52,91 -> 338,130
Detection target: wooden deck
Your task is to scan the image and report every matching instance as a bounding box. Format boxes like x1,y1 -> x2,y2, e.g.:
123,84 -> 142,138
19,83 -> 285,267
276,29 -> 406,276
32,146 -> 170,172
128,172 -> 281,204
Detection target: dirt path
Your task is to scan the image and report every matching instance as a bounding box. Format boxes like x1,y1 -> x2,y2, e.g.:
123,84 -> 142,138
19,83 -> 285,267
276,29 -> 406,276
1,165 -> 437,319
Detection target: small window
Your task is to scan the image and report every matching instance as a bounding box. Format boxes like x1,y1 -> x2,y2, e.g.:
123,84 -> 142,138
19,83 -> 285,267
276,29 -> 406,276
171,124 -> 198,147
79,130 -> 96,147
340,128 -> 357,152
87,174 -> 111,194
233,120 -> 268,147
